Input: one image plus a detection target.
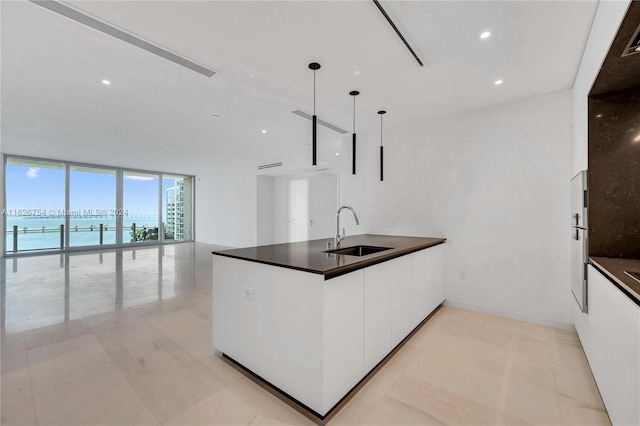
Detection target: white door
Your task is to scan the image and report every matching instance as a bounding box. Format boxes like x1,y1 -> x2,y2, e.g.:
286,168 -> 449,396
308,174 -> 338,240
289,179 -> 308,242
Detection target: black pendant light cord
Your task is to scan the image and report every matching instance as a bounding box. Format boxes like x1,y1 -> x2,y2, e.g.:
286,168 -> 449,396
378,110 -> 386,181
353,96 -> 356,132
309,62 -> 321,166
380,114 -> 383,146
350,91 -> 359,175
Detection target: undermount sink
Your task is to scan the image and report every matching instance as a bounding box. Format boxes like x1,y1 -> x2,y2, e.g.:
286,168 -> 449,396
325,245 -> 393,257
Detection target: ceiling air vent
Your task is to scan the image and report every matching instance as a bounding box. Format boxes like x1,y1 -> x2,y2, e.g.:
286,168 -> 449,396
258,162 -> 282,170
291,110 -> 348,135
622,23 -> 640,57
29,0 -> 216,77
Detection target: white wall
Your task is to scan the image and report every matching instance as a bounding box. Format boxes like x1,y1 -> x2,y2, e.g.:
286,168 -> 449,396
271,175 -> 290,244
571,0 -> 629,360
195,161 -> 257,248
256,175 -> 274,246
572,0 -> 630,175
340,91 -> 574,329
259,172 -> 340,245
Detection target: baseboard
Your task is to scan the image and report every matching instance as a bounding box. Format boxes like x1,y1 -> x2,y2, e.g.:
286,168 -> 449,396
443,299 -> 576,332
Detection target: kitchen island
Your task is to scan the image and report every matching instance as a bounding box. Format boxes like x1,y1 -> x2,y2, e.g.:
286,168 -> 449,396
212,235 -> 445,417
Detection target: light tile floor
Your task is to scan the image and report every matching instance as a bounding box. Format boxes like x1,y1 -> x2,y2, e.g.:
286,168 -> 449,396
1,243 -> 610,425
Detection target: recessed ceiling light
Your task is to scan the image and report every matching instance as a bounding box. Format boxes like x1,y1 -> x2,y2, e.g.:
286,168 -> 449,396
494,79 -> 503,86
101,79 -> 111,85
211,114 -> 220,119
335,152 -> 340,156
261,130 -> 267,134
480,31 -> 491,39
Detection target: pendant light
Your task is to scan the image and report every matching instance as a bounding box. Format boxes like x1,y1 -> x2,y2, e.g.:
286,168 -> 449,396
309,62 -> 321,167
378,110 -> 386,181
349,91 -> 359,175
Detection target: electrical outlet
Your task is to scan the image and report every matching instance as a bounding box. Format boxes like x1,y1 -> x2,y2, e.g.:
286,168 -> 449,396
243,287 -> 255,301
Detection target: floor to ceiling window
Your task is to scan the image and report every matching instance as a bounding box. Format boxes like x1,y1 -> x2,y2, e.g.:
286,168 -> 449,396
3,155 -> 194,255
5,157 -> 66,252
123,171 -> 160,244
162,175 -> 193,242
69,166 -> 117,247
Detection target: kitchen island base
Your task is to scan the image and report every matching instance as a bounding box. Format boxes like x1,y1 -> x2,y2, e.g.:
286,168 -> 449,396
212,240 -> 444,417
220,304 -> 443,420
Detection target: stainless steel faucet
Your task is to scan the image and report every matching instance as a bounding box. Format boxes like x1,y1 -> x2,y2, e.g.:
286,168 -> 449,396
336,205 -> 359,248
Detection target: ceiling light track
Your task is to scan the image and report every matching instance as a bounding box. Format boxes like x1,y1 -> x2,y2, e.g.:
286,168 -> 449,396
29,0 -> 216,77
372,0 -> 424,67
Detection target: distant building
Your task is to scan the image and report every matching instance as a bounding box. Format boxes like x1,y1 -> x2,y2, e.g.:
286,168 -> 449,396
165,180 -> 185,240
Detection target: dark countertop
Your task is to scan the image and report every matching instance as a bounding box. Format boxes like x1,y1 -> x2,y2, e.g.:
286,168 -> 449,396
590,257 -> 640,306
212,234 -> 446,280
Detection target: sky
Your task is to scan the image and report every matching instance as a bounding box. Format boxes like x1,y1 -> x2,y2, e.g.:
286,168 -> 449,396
5,164 -> 181,217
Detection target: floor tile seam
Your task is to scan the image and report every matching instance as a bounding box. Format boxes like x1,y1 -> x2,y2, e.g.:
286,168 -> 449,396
95,318 -> 213,381
25,333 -> 101,366
1,377 -> 36,408
21,321 -> 93,351
138,319 -> 223,380
556,391 -> 610,412
223,381 -> 304,425
0,331 -> 27,359
134,398 -> 162,425
90,325 -> 163,404
142,309 -> 210,339
495,335 -> 519,420
2,397 -> 39,425
497,335 -> 565,424
382,393 -> 448,425
28,358 -> 120,398
161,385 -> 230,426
389,378 -> 520,426
83,342 -> 166,425
24,357 -> 40,426
0,353 -> 27,377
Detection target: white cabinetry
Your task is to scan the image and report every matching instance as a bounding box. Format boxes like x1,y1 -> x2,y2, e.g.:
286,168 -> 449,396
575,266 -> 640,426
363,244 -> 445,371
363,258 -> 397,371
213,244 -> 445,416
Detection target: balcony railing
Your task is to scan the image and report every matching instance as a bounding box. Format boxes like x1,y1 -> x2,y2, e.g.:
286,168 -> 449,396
6,223 -> 161,252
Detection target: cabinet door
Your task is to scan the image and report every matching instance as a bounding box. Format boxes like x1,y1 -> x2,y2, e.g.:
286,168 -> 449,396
410,244 -> 445,325
389,255 -> 413,347
586,266 -> 640,426
323,270 -> 365,413
363,261 -> 395,371
363,246 -> 446,370
392,246 -> 445,347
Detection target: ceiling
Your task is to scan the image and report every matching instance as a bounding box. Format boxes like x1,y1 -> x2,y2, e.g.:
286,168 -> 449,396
1,0 -> 599,176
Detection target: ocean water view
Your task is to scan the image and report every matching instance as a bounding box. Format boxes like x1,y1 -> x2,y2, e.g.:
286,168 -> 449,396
5,215 -> 160,251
